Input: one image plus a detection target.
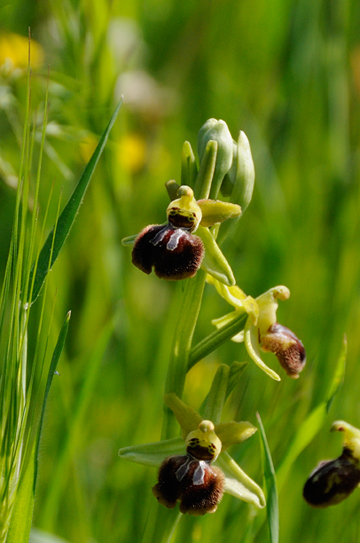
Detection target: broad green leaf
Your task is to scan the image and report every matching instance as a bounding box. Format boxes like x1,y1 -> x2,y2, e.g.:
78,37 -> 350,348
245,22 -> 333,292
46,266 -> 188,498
29,100 -> 122,303
257,412 -> 279,543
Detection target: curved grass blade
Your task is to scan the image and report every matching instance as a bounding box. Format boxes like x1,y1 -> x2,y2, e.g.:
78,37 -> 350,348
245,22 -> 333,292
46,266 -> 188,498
257,412 -> 279,543
6,444 -> 36,543
276,335 -> 346,491
34,311 -> 71,488
29,100 -> 122,303
7,312 -> 70,543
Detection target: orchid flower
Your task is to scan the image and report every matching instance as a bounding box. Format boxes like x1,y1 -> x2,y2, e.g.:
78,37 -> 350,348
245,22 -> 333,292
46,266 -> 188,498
208,276 -> 306,381
123,185 -> 241,285
118,393 -> 265,515
303,421 -> 360,508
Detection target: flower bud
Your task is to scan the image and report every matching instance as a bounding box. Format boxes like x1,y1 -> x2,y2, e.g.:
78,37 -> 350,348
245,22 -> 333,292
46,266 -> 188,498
303,448 -> 360,508
260,323 -> 306,379
132,224 -> 204,280
197,119 -> 234,199
152,454 -> 225,515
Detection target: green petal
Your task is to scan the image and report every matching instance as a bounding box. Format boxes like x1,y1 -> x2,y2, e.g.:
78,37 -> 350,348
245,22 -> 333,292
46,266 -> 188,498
197,226 -> 235,286
215,421 -> 257,450
244,319 -> 281,381
197,200 -> 241,227
118,437 -> 184,467
217,451 -> 266,509
207,274 -> 247,309
164,393 -> 203,438
256,286 -> 290,336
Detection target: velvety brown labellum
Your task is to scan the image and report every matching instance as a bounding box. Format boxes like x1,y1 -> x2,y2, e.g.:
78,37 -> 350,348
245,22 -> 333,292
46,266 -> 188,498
152,454 -> 224,515
260,323 -> 306,378
132,224 -> 204,280
303,448 -> 360,508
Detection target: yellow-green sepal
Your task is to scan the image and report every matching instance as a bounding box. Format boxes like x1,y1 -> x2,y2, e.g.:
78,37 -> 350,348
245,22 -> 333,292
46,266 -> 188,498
118,437 -> 185,467
217,451 -> 266,509
216,421 -> 257,450
164,393 -> 203,439
197,199 -> 241,227
197,226 -> 235,286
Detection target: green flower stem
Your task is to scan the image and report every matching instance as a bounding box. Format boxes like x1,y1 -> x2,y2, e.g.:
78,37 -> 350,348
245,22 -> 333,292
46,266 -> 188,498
188,312 -> 248,371
162,269 -> 207,439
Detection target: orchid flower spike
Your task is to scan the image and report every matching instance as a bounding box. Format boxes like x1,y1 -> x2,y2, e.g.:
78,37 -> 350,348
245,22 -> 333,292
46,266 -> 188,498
303,421 -> 360,508
208,276 -> 306,381
118,393 -> 265,515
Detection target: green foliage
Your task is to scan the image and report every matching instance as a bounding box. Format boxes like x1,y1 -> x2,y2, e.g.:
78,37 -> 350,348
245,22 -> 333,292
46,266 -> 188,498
1,1 -> 360,542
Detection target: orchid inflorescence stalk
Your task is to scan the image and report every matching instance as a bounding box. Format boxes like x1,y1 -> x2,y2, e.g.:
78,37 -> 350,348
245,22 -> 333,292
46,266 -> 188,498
120,118 -> 311,538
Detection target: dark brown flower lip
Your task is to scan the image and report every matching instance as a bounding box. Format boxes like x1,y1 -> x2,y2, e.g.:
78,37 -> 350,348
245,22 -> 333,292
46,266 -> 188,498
260,323 -> 306,378
152,454 -> 225,516
303,448 -> 360,508
131,223 -> 204,280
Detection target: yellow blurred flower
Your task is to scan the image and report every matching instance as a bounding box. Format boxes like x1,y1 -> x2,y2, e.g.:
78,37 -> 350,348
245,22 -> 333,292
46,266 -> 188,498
0,32 -> 44,71
79,134 -> 98,163
118,134 -> 146,174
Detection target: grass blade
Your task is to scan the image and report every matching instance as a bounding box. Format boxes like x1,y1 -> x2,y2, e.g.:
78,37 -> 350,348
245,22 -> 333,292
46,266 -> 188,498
276,336 -> 347,491
6,443 -> 36,543
30,100 -> 122,303
34,311 -> 71,489
257,412 -> 279,543
6,312 -> 70,543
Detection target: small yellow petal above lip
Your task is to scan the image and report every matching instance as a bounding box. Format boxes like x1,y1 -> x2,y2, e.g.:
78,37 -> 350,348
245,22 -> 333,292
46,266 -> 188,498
197,199 -> 241,227
215,421 -> 257,450
256,286 -> 290,335
331,420 -> 360,460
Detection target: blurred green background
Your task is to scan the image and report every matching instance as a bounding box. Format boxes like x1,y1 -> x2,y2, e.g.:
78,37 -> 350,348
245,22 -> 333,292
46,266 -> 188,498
1,0 -> 360,541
